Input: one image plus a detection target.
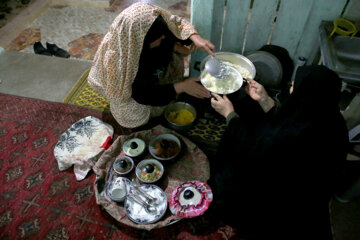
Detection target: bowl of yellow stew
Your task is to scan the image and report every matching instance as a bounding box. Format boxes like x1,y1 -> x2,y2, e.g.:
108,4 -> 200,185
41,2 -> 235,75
164,102 -> 197,132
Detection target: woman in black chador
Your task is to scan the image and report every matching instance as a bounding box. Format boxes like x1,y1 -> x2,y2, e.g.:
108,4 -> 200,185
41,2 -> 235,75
210,65 -> 349,240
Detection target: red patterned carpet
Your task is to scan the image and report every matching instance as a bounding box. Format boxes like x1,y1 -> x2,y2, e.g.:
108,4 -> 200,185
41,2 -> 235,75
0,93 -> 242,240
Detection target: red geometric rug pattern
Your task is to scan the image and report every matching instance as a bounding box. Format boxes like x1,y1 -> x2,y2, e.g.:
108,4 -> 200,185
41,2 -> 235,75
0,93 -> 242,240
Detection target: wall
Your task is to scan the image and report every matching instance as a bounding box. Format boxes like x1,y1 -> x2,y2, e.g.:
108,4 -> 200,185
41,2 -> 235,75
190,0 -> 358,77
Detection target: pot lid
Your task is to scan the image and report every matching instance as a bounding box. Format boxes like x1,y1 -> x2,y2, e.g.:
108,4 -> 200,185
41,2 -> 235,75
246,51 -> 283,89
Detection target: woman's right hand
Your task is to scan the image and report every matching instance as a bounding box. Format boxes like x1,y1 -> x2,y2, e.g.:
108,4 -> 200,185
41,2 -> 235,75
174,77 -> 211,99
210,93 -> 234,118
189,34 -> 215,56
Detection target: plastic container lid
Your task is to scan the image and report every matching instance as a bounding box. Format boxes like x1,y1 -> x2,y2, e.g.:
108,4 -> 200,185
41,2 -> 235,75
330,18 -> 357,38
123,138 -> 146,157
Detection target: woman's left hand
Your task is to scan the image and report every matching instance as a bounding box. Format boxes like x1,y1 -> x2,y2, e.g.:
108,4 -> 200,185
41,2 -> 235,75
189,34 -> 215,56
174,78 -> 211,98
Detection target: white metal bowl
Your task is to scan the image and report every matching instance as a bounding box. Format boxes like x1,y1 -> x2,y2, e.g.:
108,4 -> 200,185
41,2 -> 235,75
136,159 -> 164,184
200,52 -> 256,79
200,65 -> 244,94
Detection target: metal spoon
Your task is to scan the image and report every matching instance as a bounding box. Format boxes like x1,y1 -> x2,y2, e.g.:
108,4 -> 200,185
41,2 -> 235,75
130,179 -> 158,205
205,56 -> 229,79
127,193 -> 157,214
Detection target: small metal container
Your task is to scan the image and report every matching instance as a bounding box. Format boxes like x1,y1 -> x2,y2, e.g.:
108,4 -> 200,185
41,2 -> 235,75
164,102 -> 197,132
113,156 -> 134,176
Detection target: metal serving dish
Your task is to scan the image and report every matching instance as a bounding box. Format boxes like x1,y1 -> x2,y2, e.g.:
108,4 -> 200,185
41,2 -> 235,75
200,65 -> 244,94
199,52 -> 256,94
200,52 -> 256,78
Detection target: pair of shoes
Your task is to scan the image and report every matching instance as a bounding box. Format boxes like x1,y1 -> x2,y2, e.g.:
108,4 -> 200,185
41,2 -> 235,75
33,41 -> 52,56
33,42 -> 70,58
46,42 -> 70,58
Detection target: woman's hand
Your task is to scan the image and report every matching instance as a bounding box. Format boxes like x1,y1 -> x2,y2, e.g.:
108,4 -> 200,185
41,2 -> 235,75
210,93 -> 234,118
174,78 -> 211,98
244,78 -> 268,102
189,34 -> 215,56
245,78 -> 275,112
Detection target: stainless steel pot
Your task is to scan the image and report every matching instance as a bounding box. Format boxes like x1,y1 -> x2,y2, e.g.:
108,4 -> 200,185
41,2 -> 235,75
199,52 -> 256,94
200,52 -> 256,78
200,65 -> 244,94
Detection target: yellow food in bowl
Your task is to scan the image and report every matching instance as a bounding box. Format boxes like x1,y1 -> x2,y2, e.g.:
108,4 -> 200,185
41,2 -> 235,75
168,109 -> 194,125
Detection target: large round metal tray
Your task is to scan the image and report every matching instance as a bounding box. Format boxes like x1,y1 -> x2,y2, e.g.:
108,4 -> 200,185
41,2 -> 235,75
246,51 -> 283,89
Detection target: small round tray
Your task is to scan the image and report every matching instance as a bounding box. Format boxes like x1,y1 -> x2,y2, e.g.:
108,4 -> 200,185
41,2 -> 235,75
124,184 -> 167,224
169,180 -> 213,218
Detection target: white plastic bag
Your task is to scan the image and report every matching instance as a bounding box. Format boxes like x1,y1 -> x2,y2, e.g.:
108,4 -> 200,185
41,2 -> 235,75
54,116 -> 114,180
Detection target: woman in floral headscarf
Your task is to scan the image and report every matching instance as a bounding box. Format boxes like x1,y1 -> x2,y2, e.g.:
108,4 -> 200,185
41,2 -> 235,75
88,2 -> 215,128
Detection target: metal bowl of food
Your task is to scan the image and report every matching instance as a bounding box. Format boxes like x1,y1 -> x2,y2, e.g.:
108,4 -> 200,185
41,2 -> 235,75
164,102 -> 197,132
200,52 -> 256,78
200,52 -> 256,94
200,65 -> 244,94
135,159 -> 164,183
148,133 -> 181,161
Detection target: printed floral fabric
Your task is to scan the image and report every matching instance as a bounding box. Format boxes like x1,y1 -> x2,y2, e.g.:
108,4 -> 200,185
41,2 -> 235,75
54,116 -> 114,181
93,125 -> 210,230
88,2 -> 197,128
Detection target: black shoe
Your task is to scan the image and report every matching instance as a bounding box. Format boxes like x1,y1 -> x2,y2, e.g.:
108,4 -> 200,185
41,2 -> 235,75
46,42 -> 70,58
33,41 -> 52,56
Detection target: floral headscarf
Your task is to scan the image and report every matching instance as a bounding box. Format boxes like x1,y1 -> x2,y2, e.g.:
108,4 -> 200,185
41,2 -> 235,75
88,2 -> 197,128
